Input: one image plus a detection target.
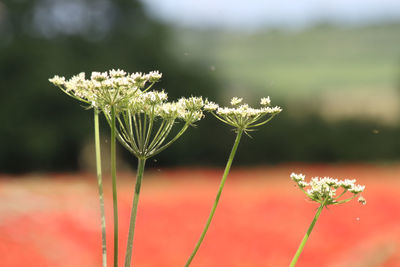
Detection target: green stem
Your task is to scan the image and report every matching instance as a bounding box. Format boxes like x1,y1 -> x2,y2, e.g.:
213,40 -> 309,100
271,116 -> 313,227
185,130 -> 243,267
94,109 -> 107,267
289,198 -> 328,267
111,106 -> 119,267
334,189 -> 348,200
124,158 -> 146,267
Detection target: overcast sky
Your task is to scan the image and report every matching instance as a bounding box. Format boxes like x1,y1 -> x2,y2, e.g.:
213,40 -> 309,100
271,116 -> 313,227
141,0 -> 400,29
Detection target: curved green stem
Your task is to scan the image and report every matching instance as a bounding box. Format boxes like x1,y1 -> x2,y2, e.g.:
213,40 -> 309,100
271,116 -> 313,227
290,198 -> 328,267
334,194 -> 358,205
111,106 -> 119,267
124,158 -> 146,267
334,189 -> 348,200
149,122 -> 189,158
185,130 -> 243,267
94,109 -> 107,267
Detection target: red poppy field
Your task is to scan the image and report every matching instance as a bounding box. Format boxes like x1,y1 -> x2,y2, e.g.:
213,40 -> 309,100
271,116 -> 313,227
1,164 -> 400,267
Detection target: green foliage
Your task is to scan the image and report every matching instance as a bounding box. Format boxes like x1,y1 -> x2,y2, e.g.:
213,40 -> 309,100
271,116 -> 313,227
234,111 -> 400,165
155,106 -> 400,167
0,0 -> 219,172
1,1 -> 400,172
173,23 -> 400,98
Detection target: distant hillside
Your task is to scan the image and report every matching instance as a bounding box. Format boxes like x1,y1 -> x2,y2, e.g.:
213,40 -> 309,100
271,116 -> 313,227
171,23 -> 400,122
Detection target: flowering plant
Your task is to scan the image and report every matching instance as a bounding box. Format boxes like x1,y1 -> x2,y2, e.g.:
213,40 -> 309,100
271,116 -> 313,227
289,173 -> 366,266
204,96 -> 281,133
185,97 -> 281,266
109,91 -> 204,266
50,68 -> 368,267
50,69 -> 204,267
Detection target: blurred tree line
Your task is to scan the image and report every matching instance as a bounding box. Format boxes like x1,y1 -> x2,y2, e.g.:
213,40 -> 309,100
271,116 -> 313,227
0,0 -> 220,172
1,0 -> 400,173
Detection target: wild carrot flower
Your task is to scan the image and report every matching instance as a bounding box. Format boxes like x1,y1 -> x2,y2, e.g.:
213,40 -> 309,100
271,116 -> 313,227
49,69 -> 162,108
116,92 -> 205,267
204,97 -> 282,133
51,68 -> 204,267
113,91 -> 204,159
49,69 -> 163,267
185,97 -> 281,266
290,173 -> 366,205
289,173 -> 366,266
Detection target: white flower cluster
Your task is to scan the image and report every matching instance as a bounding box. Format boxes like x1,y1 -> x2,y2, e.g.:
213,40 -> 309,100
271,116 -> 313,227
177,97 -> 205,123
50,69 -> 206,159
260,97 -> 271,106
230,97 -> 243,106
128,92 -> 204,123
49,69 -> 162,108
115,93 -> 205,158
290,173 -> 366,206
204,97 -> 282,131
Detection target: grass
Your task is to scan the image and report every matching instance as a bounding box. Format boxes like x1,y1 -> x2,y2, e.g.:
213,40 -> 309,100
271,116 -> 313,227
172,23 -> 400,99
1,164 -> 400,266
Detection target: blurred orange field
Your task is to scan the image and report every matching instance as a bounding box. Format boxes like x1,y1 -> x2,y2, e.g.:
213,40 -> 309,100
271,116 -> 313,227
1,164 -> 400,267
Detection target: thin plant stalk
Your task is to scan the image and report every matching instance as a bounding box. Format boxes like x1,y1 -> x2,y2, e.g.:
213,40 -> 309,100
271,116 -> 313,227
124,158 -> 146,267
289,198 -> 328,267
185,129 -> 243,267
94,108 -> 107,267
111,106 -> 119,267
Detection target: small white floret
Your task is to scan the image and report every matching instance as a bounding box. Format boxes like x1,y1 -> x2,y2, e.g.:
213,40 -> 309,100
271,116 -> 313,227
230,97 -> 243,106
260,97 -> 271,106
109,69 -> 126,78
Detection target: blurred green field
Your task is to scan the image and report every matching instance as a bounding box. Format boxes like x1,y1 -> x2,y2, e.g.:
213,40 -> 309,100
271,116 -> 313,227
173,23 -> 400,102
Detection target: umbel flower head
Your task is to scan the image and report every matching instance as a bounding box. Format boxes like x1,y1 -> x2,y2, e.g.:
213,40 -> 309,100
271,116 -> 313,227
113,91 -> 205,159
291,173 -> 366,206
49,69 -> 162,110
50,69 -> 203,160
204,96 -> 281,133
